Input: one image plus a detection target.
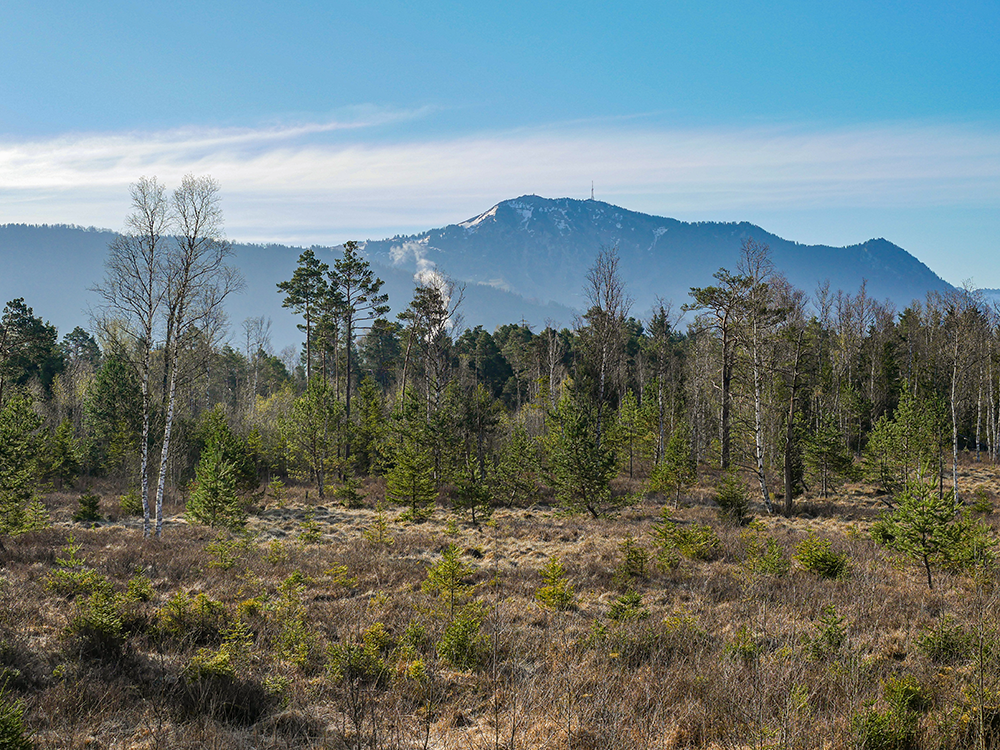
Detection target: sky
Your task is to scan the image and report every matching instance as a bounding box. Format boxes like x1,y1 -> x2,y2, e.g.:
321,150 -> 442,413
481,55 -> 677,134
1,1 -> 998,286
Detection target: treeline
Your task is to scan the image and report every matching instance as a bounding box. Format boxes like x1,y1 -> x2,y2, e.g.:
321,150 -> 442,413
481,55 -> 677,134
0,180 -> 996,536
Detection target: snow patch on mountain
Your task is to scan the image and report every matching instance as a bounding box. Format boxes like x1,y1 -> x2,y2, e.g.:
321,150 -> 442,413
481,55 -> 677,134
460,205 -> 498,230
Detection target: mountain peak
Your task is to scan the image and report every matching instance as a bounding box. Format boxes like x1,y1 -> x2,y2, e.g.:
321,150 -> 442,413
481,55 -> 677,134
365,195 -> 952,314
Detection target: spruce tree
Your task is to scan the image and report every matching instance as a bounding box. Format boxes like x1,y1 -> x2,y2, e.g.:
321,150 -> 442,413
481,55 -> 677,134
187,442 -> 244,530
548,388 -> 619,518
386,435 -> 437,521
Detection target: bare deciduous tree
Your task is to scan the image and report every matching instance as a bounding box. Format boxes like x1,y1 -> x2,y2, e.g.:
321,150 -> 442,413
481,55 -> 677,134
580,247 -> 632,448
152,175 -> 243,537
92,176 -> 170,538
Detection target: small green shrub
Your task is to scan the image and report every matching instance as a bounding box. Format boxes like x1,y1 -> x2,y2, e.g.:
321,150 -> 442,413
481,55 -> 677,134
335,472 -> 365,509
870,515 -> 896,545
613,536 -> 650,588
296,509 -> 323,544
205,533 -> 251,570
267,478 -> 286,508
608,590 -> 649,622
725,625 -> 762,662
186,443 -> 246,530
437,603 -> 487,671
46,567 -> 112,599
916,616 -> 973,663
363,501 -> 394,546
400,620 -> 429,652
124,575 -> 154,603
654,511 -> 721,561
181,620 -> 273,726
157,592 -> 229,646
271,574 -> 320,672
806,605 -> 847,660
72,489 -> 102,523
264,539 -> 288,565
741,523 -> 791,577
0,684 -> 32,750
972,486 -> 992,514
536,557 -> 576,610
851,705 -> 918,750
716,471 -> 752,526
67,591 -> 126,657
118,489 -> 142,516
794,532 -> 848,579
423,544 -> 476,619
46,537 -> 112,598
884,675 -> 931,714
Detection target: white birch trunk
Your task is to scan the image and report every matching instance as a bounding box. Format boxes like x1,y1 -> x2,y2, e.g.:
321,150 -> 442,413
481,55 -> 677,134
154,362 -> 178,538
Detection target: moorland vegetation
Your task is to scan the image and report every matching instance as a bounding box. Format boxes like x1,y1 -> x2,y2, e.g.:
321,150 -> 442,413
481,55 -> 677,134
2,177 -> 1000,748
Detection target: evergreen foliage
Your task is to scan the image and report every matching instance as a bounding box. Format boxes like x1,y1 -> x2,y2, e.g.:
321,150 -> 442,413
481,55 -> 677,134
873,482 -> 995,589
422,544 -> 476,619
548,387 -> 620,518
794,532 -> 849,579
715,470 -> 752,526
72,488 -> 102,523
536,556 -> 575,610
0,392 -> 45,535
187,442 -> 245,530
648,421 -> 696,507
283,378 -> 343,498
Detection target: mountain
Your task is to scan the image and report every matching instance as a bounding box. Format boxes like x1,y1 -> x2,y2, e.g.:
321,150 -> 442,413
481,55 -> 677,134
0,198 -> 955,350
0,224 -> 574,350
362,195 -> 954,315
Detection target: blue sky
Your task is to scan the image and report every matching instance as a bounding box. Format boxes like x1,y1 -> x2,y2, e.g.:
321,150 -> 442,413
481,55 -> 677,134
1,1 -> 998,286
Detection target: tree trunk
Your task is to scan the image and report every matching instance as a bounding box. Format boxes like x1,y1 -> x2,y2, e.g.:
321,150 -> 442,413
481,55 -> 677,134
154,360 -> 178,538
140,349 -> 152,538
784,331 -> 803,515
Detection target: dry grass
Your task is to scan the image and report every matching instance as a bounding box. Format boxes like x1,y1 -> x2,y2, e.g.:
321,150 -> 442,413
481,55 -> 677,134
3,461 -> 1000,748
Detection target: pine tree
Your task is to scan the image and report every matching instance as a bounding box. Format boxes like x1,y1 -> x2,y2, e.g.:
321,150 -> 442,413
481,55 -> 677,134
423,544 -> 476,620
453,462 -> 492,525
803,415 -> 854,499
276,248 -> 329,383
283,378 -> 343,498
611,389 -> 655,479
327,240 -> 390,460
352,376 -> 388,476
47,418 -> 81,489
488,420 -> 540,508
875,482 -> 994,589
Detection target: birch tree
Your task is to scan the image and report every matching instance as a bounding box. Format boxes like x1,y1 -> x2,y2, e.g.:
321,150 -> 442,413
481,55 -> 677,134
579,247 -> 632,449
92,177 -> 169,538
153,175 -> 242,537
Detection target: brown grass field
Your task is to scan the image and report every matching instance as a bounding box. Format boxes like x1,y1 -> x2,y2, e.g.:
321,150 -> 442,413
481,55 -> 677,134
4,458 -> 1000,749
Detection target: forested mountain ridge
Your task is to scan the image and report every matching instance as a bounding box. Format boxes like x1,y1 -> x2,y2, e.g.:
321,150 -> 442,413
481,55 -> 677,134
0,223 -> 574,348
362,195 -> 954,313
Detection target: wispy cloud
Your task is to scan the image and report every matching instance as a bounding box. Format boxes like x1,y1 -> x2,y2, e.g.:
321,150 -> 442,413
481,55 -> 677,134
0,117 -> 997,244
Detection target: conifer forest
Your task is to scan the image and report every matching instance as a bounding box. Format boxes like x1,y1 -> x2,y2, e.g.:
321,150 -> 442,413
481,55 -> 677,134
5,178 -> 1000,749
